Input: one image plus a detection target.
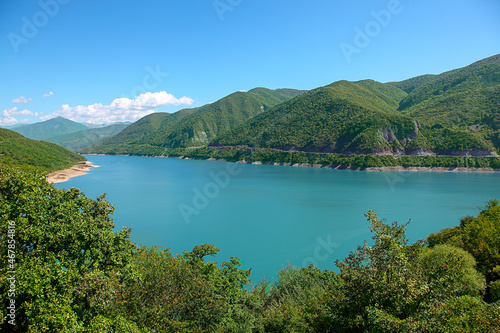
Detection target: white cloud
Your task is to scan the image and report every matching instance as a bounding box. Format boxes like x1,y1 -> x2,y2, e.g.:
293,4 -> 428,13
12,96 -> 32,104
2,107 -> 36,117
2,107 -> 16,117
0,116 -> 20,126
0,107 -> 37,126
43,91 -> 54,98
41,91 -> 194,124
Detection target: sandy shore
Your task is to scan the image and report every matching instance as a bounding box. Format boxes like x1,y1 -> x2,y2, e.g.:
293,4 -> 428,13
46,161 -> 99,184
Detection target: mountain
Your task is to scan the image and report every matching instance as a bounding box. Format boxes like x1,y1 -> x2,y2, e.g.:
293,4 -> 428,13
87,88 -> 306,153
13,116 -> 89,141
0,128 -> 84,172
389,55 -> 500,153
47,123 -> 130,152
388,74 -> 437,94
212,80 -> 417,154
214,55 -> 500,156
85,55 -> 500,159
97,108 -> 197,148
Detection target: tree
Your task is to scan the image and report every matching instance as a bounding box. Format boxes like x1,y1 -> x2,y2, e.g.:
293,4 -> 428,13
121,245 -> 254,332
330,210 -> 492,332
418,244 -> 486,299
0,167 -> 136,332
427,199 -> 500,301
461,200 -> 500,278
255,265 -> 341,333
333,211 -> 428,331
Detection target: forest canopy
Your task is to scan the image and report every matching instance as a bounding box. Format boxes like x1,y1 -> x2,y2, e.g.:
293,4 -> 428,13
0,166 -> 499,332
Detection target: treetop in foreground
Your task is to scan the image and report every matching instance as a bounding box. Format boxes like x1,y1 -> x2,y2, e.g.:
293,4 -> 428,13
1,167 -> 499,332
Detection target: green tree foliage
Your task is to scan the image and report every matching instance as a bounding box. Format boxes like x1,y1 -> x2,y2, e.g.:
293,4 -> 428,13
461,200 -> 500,276
1,165 -> 499,332
332,211 -> 428,331
87,55 -> 500,160
120,247 -> 228,332
428,199 -> 500,302
423,295 -> 500,332
0,167 -> 137,332
419,245 -> 486,299
326,210 -> 497,332
47,123 -> 129,152
254,265 -> 341,332
213,81 -> 416,153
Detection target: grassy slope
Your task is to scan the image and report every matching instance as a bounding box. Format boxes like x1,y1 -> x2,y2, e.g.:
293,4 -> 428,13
0,128 -> 85,172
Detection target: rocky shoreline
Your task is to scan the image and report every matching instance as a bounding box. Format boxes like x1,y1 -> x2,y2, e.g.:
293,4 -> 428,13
206,158 -> 500,173
83,154 -> 500,173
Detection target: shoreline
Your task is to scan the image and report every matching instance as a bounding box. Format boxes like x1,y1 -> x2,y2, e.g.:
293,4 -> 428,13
230,160 -> 500,173
84,153 -> 500,173
46,161 -> 99,184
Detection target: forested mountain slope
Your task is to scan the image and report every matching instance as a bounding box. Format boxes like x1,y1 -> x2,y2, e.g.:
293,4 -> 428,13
214,55 -> 500,156
0,128 -> 84,172
86,55 -> 500,158
87,88 -> 306,153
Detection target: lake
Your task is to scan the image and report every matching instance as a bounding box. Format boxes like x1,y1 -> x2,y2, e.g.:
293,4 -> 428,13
57,155 -> 500,284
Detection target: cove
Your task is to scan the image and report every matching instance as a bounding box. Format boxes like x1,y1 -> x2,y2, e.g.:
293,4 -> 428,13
57,155 -> 500,283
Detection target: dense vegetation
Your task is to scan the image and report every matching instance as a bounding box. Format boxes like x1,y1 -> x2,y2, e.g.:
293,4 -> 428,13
215,56 -> 500,154
86,55 -> 500,166
212,81 -> 418,153
81,145 -> 500,170
89,88 -> 306,152
1,167 -> 499,332
428,199 -> 500,303
0,128 -> 84,172
393,55 -> 500,153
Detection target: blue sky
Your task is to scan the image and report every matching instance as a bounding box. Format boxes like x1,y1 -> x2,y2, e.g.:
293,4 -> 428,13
1,0 -> 499,125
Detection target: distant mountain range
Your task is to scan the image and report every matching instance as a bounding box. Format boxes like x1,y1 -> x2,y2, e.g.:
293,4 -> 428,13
47,123 -> 129,151
13,116 -> 89,140
10,117 -> 130,151
84,55 -> 499,158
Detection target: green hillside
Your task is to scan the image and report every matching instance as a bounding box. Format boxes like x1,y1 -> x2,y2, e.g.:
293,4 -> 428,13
213,80 -> 417,154
99,108 -> 197,147
391,55 -> 500,153
87,88 -> 305,153
214,55 -> 500,155
388,74 -> 437,94
47,123 -> 130,152
85,55 -> 500,161
0,128 -> 84,172
13,116 -> 89,140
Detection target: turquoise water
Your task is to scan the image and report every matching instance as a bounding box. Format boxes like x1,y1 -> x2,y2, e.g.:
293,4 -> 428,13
57,155 -> 500,283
